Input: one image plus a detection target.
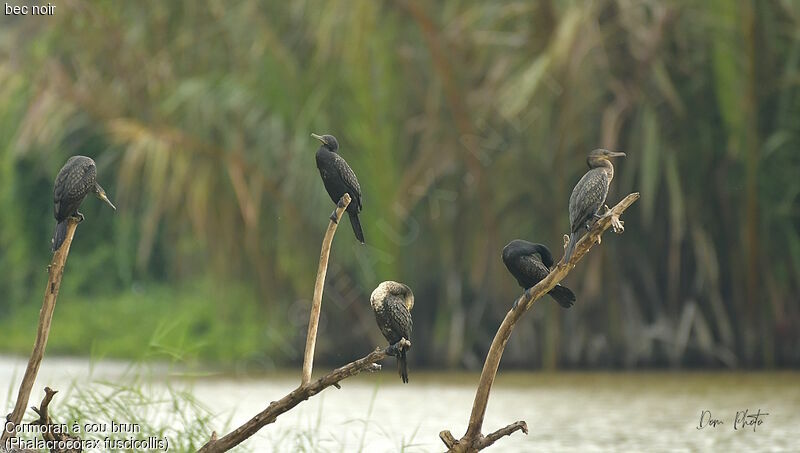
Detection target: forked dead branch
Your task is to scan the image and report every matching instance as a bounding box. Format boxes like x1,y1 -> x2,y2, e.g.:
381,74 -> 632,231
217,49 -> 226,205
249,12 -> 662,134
2,218 -> 80,446
440,193 -> 640,452
197,194 -> 411,452
30,387 -> 83,452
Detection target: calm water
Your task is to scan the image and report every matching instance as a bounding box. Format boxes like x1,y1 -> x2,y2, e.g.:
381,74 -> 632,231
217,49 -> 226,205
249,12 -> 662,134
1,356 -> 798,452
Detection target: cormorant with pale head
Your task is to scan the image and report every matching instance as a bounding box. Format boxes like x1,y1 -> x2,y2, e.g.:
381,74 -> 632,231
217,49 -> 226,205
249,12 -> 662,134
370,281 -> 413,383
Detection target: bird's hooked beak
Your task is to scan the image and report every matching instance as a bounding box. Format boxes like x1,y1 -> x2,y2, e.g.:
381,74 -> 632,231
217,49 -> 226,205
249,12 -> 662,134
98,190 -> 116,211
606,151 -> 626,158
405,293 -> 415,311
311,133 -> 325,144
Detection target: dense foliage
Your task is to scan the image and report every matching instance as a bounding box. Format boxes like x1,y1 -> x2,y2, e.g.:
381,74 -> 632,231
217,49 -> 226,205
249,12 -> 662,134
1,0 -> 798,368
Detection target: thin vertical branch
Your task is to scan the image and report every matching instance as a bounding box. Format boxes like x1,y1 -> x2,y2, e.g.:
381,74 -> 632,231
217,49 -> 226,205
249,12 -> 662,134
302,193 -> 351,385
2,218 -> 80,444
196,193 -> 407,452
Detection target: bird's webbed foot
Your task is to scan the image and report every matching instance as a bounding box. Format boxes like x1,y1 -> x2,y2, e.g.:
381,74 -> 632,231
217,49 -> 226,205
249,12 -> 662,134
336,196 -> 348,209
594,205 -> 611,219
72,212 -> 85,223
512,289 -> 531,309
610,214 -> 625,233
329,209 -> 339,223
387,339 -> 411,356
563,234 -> 570,250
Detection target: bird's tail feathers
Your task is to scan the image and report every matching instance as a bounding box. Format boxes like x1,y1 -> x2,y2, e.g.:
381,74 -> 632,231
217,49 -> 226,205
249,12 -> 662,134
52,220 -> 67,252
563,232 -> 579,263
349,212 -> 365,244
549,284 -> 576,309
397,349 -> 409,384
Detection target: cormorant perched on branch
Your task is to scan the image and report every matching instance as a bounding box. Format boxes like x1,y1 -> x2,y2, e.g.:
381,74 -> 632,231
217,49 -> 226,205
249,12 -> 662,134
370,281 -> 413,383
312,133 -> 365,244
564,149 -> 626,262
52,156 -> 116,251
502,240 -> 575,308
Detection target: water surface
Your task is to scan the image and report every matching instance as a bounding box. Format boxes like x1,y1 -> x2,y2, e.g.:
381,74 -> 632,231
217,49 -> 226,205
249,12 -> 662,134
2,357 -> 797,452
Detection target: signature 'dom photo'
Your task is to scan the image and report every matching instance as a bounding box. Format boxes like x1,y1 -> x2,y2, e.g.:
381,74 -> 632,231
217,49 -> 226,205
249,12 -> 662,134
1,1 -> 798,452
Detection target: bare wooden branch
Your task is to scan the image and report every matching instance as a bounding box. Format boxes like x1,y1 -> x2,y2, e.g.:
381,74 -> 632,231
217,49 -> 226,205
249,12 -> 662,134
29,387 -> 82,453
1,218 -> 80,444
302,193 -> 351,385
196,196 -> 405,452
477,421 -> 528,450
442,193 -> 639,452
30,387 -> 58,425
439,430 -> 458,449
440,421 -> 528,453
197,339 -> 409,453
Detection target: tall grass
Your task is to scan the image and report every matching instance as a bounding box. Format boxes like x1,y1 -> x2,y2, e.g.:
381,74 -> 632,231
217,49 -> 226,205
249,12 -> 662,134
0,0 -> 797,368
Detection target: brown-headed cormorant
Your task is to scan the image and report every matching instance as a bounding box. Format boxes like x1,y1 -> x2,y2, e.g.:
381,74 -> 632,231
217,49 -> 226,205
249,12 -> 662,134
370,281 -> 413,383
502,240 -> 575,308
564,149 -> 626,262
312,133 -> 364,244
52,156 -> 116,251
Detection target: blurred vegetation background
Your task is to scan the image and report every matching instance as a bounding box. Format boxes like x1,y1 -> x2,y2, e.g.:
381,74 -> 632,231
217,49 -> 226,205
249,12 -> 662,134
0,0 -> 798,370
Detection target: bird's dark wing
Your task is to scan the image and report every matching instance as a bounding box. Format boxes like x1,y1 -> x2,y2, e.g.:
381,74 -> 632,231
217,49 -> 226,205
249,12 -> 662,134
515,254 -> 550,288
334,156 -> 362,212
525,255 -> 551,281
54,158 -> 96,219
378,295 -> 412,344
503,254 -> 528,288
568,168 -> 609,233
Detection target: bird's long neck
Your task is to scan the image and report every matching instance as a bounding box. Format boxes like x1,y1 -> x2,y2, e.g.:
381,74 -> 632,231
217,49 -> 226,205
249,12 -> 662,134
392,284 -> 414,311
530,244 -> 554,268
588,158 -> 614,181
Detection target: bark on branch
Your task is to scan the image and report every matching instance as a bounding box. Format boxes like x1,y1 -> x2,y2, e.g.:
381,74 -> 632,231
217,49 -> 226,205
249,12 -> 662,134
196,192 -> 401,452
30,387 -> 82,453
440,193 -> 639,452
302,193 -> 351,385
440,417 -> 528,451
477,420 -> 528,450
2,218 -> 80,445
197,339 -> 409,453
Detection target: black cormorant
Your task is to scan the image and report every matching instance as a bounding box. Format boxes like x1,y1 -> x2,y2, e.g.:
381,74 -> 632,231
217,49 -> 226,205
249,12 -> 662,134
312,133 -> 364,244
502,240 -> 575,308
52,156 -> 116,251
564,149 -> 626,262
370,281 -> 413,383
